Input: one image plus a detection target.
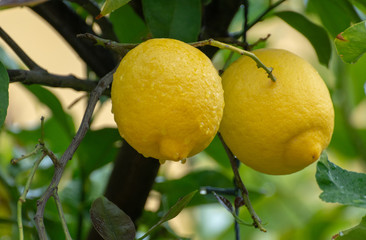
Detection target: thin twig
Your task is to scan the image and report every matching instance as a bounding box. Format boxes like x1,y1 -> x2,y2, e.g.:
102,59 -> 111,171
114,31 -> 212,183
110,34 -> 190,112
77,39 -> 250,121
53,188 -> 72,240
77,33 -> 137,56
218,133 -> 266,232
43,148 -> 61,168
232,0 -> 287,38
234,204 -> 240,240
31,1 -> 117,78
68,94 -> 88,109
68,0 -> 118,41
40,116 -> 45,144
0,27 -> 45,71
7,69 -> 111,96
191,39 -> 276,82
211,37 -> 249,49
248,34 -> 271,50
11,145 -> 42,165
248,0 -> 286,30
34,70 -> 114,239
17,153 -> 46,240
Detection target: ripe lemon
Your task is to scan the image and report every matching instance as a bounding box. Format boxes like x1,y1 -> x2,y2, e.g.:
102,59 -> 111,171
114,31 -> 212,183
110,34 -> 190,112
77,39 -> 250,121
111,38 -> 224,162
220,49 -> 334,175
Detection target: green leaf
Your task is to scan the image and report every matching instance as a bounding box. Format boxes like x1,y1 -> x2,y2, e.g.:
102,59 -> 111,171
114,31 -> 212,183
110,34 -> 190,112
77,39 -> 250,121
307,0 -> 361,38
212,192 -> 252,226
90,196 -> 136,240
8,117 -> 70,154
316,152 -> 366,208
0,61 -> 9,128
347,54 -> 366,106
98,0 -> 132,19
141,0 -> 201,42
25,85 -> 74,137
334,216 -> 366,240
212,191 -> 233,213
109,4 -> 148,43
137,190 -> 197,240
335,21 -> 366,64
77,128 -> 120,176
329,105 -> 358,157
204,135 -> 231,170
154,170 -> 233,207
275,11 -> 331,66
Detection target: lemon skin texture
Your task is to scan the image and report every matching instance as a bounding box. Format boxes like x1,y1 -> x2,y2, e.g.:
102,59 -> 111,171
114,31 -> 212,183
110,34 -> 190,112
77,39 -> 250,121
220,49 -> 334,175
111,38 -> 224,162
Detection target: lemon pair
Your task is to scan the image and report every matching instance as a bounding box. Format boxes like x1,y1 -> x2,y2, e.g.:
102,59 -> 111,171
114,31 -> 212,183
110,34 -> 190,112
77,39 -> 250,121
111,38 -> 334,175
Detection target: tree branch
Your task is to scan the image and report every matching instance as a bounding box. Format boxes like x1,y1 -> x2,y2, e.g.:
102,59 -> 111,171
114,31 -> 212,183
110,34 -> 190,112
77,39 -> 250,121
232,0 -> 287,39
34,70 -> 114,239
200,0 -> 242,58
77,33 -> 136,56
69,0 -> 119,41
0,27 -> 44,71
31,1 -> 117,78
8,69 -> 111,96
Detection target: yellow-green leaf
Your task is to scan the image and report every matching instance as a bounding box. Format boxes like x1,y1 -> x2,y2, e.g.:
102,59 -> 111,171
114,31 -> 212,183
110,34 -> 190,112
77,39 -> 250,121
335,21 -> 366,63
97,0 -> 132,19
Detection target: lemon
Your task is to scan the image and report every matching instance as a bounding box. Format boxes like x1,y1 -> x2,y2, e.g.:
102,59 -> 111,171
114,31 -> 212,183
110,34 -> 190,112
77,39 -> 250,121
220,49 -> 334,175
111,38 -> 224,162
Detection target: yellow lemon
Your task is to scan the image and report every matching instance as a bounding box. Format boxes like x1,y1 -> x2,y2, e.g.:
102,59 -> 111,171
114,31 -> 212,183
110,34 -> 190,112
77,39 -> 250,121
111,38 -> 224,162
220,49 -> 334,175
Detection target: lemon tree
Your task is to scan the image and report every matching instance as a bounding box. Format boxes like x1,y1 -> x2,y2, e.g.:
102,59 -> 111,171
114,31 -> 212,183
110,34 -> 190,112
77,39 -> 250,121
1,1 -> 366,240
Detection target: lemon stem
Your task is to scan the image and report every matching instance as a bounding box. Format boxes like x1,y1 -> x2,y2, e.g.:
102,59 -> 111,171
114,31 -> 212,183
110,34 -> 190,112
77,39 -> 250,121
191,39 -> 276,82
218,133 -> 267,232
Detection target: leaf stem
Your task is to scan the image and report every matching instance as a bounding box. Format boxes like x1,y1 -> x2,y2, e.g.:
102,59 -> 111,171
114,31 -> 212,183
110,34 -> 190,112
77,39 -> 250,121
40,116 -> 45,144
16,200 -> 23,240
11,145 -> 42,165
0,27 -> 45,71
191,39 -> 276,82
53,188 -> 72,240
218,133 -> 266,232
17,153 -> 46,240
137,191 -> 197,240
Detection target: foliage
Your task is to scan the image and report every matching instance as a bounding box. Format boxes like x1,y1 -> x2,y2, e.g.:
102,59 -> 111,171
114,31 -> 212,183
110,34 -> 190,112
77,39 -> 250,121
316,152 -> 366,208
0,0 -> 366,240
333,216 -> 366,240
335,20 -> 366,64
0,61 -> 8,127
90,196 -> 136,240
